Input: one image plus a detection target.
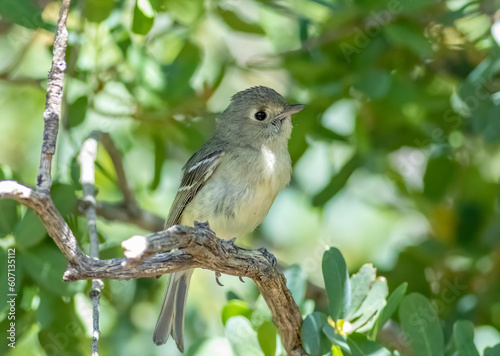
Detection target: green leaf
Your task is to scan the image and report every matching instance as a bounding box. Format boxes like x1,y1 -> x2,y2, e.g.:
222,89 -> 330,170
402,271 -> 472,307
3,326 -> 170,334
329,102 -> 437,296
349,278 -> 388,333
51,183 -> 77,216
423,156 -> 458,202
257,321 -> 277,356
217,7 -> 265,34
251,295 -> 273,329
384,24 -> 433,58
21,246 -> 85,297
221,299 -> 253,326
453,320 -> 479,356
347,264 -> 377,318
347,333 -> 392,356
301,312 -> 332,356
150,134 -> 166,191
313,154 -> 361,206
485,344 -> 500,356
322,248 -> 351,321
323,324 -> 350,352
0,0 -> 50,30
14,210 -> 46,249
132,0 -> 156,35
399,293 -> 444,356
0,199 -> 18,237
284,264 -> 307,306
353,70 -> 392,100
226,316 -> 264,356
66,96 -> 88,130
84,0 -> 115,23
370,282 -> 408,339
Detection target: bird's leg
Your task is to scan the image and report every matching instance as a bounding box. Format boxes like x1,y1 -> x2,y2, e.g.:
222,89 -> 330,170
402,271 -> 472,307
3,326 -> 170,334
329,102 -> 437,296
215,272 -> 224,286
258,247 -> 277,266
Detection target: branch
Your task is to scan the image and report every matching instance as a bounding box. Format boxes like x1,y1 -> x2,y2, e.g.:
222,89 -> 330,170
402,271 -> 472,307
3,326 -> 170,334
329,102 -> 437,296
90,201 -> 165,232
98,132 -> 140,216
78,133 -> 103,356
36,0 -> 71,195
0,181 -> 84,261
64,222 -> 306,356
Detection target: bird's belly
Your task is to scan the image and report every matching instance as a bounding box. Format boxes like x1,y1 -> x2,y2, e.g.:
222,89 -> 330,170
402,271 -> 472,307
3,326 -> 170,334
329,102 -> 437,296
181,180 -> 279,239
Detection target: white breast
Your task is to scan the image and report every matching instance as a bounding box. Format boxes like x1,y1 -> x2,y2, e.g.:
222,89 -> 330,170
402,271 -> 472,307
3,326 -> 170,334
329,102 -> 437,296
181,145 -> 291,239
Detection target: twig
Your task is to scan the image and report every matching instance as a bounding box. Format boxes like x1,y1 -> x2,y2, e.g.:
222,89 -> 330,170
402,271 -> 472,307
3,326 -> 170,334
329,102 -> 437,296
78,133 -> 103,356
98,132 -> 140,216
36,0 -> 71,195
87,200 -> 164,232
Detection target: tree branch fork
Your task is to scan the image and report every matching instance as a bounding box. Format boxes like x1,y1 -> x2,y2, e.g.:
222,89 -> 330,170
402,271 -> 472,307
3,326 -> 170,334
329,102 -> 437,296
0,179 -> 305,355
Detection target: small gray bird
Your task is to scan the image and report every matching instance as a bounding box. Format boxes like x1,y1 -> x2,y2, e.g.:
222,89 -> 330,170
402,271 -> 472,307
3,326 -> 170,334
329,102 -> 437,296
153,86 -> 305,351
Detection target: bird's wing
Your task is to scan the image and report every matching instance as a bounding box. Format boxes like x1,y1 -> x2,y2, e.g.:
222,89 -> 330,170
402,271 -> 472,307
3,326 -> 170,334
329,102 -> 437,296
165,147 -> 226,228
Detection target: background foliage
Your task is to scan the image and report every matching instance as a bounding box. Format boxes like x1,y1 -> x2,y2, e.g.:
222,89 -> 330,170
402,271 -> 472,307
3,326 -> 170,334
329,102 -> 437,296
1,0 -> 500,355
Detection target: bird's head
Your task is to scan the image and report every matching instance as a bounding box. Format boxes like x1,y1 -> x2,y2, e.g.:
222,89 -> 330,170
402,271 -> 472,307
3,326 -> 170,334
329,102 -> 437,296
216,86 -> 305,148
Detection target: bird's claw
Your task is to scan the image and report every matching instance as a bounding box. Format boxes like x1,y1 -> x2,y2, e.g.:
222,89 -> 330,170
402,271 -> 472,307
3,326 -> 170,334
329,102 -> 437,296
258,247 -> 277,266
239,276 -> 245,283
215,271 -> 224,286
221,237 -> 239,254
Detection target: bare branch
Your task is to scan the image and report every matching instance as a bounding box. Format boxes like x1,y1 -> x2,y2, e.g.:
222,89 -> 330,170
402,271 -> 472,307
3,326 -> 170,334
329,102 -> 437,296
78,133 -> 103,356
63,222 -> 306,356
0,181 -> 84,261
92,201 -> 165,232
36,0 -> 71,195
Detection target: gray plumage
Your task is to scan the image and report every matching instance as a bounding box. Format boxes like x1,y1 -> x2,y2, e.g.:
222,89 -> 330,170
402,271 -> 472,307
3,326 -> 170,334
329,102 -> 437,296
153,86 -> 304,351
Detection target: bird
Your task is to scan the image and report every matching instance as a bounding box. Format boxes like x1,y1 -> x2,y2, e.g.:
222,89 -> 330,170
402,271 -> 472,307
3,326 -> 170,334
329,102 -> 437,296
153,85 -> 305,352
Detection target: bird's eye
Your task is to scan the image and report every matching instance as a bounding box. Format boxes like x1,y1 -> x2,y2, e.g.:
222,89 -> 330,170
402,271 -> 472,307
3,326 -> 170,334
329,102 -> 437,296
254,111 -> 267,121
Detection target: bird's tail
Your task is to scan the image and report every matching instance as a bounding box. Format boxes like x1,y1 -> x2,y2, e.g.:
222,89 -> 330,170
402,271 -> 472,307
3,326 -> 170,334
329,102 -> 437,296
153,269 -> 194,352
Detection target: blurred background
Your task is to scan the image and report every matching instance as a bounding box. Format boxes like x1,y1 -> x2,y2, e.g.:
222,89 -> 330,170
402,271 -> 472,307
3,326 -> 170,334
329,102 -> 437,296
1,0 -> 500,355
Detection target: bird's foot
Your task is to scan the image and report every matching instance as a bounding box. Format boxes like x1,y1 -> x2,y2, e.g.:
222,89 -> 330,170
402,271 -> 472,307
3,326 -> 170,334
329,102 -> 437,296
221,237 -> 239,254
215,271 -> 224,286
258,247 -> 277,266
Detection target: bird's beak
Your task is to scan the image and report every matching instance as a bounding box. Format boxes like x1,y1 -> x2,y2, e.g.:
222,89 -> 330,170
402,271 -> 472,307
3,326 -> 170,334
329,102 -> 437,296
275,104 -> 305,120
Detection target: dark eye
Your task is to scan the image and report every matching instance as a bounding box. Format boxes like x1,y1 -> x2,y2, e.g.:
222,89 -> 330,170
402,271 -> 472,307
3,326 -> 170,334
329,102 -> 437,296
254,111 -> 267,121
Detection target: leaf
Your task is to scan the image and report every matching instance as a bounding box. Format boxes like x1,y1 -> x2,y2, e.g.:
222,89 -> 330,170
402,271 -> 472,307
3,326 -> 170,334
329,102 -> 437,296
0,199 -> 18,237
84,0 -> 115,23
399,293 -> 444,356
251,295 -> 273,329
353,70 -> 392,99
226,316 -> 264,356
257,321 -> 277,356
347,333 -> 392,356
51,183 -> 77,216
301,312 -> 332,356
217,7 -> 265,34
423,156 -> 458,202
66,96 -> 88,129
349,278 -> 388,333
132,0 -> 156,35
323,324 -> 350,352
347,264 -> 377,318
21,246 -> 85,297
284,264 -> 307,306
221,299 -> 253,326
14,210 -> 46,249
313,154 -> 361,206
485,344 -> 500,356
322,248 -> 351,321
0,0 -> 51,30
453,320 -> 479,356
150,134 -> 166,191
370,282 -> 408,339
